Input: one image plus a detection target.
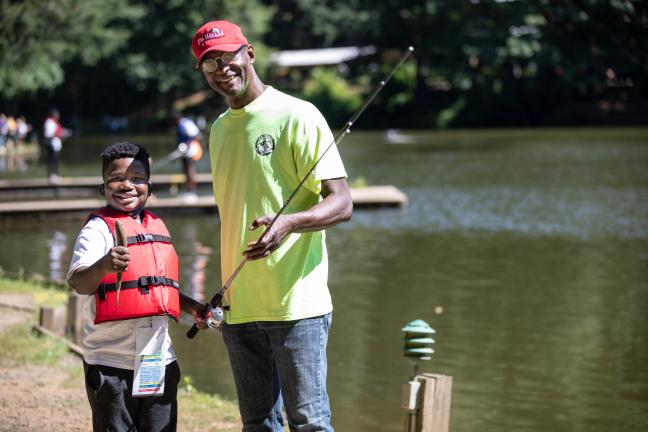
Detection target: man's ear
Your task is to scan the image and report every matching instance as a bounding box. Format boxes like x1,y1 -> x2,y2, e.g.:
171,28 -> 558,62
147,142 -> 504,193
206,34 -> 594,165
98,184 -> 105,195
247,45 -> 256,63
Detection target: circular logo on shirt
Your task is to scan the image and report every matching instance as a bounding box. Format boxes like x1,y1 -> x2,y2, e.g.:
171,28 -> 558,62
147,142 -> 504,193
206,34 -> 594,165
255,134 -> 275,156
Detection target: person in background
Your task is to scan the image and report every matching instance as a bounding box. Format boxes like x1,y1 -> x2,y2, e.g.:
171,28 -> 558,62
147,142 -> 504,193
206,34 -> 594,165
42,108 -> 67,183
67,141 -> 208,431
0,113 -> 7,153
172,112 -> 202,201
16,116 -> 31,146
196,114 -> 207,131
192,19 -> 353,431
5,115 -> 17,153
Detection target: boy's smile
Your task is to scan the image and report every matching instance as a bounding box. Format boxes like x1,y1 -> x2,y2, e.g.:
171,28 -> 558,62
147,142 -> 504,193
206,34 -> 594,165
102,158 -> 149,215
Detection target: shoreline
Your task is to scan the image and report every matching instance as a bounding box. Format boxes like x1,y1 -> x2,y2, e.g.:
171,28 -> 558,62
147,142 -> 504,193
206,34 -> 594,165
0,280 -> 241,431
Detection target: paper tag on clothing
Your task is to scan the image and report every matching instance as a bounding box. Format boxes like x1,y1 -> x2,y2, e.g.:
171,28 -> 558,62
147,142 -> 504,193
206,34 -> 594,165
132,320 -> 168,397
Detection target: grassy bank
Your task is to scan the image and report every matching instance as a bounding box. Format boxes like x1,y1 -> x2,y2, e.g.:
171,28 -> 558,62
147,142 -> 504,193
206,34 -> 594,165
0,274 -> 69,307
0,276 -> 241,431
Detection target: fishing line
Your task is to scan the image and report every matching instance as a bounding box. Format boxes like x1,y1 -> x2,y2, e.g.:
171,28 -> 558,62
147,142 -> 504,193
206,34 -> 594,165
187,46 -> 415,338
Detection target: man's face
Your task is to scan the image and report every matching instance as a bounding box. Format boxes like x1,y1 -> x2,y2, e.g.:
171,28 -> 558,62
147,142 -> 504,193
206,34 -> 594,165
102,158 -> 149,214
201,45 -> 255,108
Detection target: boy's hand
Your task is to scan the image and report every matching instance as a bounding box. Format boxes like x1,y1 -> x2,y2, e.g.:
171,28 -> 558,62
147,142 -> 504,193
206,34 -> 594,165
188,301 -> 210,330
179,294 -> 210,330
104,246 -> 130,273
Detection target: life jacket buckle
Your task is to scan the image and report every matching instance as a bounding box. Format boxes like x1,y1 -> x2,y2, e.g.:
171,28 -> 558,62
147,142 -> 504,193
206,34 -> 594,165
136,233 -> 154,243
138,275 -> 167,294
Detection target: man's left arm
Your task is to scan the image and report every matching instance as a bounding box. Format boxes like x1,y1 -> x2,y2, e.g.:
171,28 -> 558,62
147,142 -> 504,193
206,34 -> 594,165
244,178 -> 353,260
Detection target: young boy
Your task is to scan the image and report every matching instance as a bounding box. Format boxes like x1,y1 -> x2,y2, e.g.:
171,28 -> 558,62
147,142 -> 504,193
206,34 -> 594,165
67,141 -> 207,431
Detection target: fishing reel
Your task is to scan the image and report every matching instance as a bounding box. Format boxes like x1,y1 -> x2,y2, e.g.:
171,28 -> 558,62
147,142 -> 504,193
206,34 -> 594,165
206,305 -> 225,329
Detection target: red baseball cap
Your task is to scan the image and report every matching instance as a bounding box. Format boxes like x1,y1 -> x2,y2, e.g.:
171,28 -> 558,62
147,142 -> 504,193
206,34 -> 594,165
192,20 -> 249,69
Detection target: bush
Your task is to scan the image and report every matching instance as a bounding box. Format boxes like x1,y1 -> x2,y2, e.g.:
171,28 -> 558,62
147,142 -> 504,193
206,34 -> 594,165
301,67 -> 363,127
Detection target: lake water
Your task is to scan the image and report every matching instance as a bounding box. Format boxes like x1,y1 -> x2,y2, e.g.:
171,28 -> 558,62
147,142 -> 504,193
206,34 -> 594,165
1,128 -> 647,431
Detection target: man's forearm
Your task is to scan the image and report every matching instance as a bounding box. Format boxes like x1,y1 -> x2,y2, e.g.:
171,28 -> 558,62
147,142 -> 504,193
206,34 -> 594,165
288,182 -> 353,232
244,178 -> 353,260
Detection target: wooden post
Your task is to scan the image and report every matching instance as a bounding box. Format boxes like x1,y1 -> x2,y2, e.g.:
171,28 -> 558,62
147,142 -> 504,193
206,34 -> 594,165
403,379 -> 422,432
39,305 -> 67,336
403,373 -> 453,432
417,373 -> 453,432
67,292 -> 84,345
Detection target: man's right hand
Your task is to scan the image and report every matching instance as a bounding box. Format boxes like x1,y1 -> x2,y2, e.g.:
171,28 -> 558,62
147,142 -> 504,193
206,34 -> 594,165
243,214 -> 295,260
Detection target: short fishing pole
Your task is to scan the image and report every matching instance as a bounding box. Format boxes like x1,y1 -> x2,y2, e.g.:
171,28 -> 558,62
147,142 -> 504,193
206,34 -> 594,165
187,46 -> 415,339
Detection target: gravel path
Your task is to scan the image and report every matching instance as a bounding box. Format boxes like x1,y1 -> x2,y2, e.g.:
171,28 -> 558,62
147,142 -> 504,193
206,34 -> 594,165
0,294 -> 242,432
0,294 -> 34,332
0,294 -> 92,432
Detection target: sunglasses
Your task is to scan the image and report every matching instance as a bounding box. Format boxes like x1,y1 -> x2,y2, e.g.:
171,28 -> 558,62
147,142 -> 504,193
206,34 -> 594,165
201,45 -> 247,73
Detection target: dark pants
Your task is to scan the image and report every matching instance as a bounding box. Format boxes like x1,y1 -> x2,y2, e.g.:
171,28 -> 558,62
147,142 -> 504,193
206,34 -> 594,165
45,144 -> 59,176
181,157 -> 196,192
83,361 -> 180,432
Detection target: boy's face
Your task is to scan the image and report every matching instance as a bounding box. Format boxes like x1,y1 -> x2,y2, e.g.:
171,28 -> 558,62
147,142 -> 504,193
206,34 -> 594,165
102,158 -> 149,214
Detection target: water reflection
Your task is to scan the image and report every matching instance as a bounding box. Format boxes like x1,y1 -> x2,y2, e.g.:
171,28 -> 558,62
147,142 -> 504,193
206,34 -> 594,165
0,151 -> 35,173
1,129 -> 647,432
180,223 -> 213,302
47,230 -> 68,282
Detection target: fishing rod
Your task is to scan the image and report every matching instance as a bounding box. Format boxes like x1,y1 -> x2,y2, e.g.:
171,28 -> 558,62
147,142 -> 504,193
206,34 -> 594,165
152,146 -> 186,169
152,141 -> 195,169
187,46 -> 415,339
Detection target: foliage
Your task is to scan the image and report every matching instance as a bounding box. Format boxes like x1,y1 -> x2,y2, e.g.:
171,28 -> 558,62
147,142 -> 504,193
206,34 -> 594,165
0,0 -> 144,99
362,0 -> 648,126
1,0 -> 646,127
116,0 -> 275,97
263,0 -> 374,48
301,67 -> 364,127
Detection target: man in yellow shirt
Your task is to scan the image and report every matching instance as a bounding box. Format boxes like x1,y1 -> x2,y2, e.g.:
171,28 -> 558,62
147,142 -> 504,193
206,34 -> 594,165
193,19 -> 353,431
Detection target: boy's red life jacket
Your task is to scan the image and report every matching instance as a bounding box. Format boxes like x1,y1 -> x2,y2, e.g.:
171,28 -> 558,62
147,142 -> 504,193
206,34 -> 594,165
89,206 -> 181,324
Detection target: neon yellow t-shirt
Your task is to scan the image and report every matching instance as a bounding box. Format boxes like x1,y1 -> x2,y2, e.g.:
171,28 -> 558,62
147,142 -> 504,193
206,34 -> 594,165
209,86 -> 347,324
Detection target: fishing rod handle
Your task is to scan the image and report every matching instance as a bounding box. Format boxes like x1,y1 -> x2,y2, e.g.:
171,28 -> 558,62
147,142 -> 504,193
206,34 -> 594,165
186,300 -> 213,339
186,287 -> 226,339
187,323 -> 200,339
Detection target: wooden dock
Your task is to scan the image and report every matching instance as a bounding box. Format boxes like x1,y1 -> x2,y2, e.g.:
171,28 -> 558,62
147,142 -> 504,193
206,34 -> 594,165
0,173 -> 200,189
0,176 -> 407,215
0,173 -> 204,200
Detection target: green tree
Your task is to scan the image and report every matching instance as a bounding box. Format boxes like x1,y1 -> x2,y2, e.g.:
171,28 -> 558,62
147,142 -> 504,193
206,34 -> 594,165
346,0 -> 647,126
3,0 -> 646,127
115,0 -> 275,113
0,0 -> 144,100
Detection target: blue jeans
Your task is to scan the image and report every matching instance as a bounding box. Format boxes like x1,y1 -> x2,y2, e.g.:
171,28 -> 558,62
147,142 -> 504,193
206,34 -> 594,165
222,313 -> 333,432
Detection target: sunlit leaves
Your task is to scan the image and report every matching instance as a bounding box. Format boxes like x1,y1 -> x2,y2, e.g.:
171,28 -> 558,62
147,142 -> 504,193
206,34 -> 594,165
0,0 -> 144,98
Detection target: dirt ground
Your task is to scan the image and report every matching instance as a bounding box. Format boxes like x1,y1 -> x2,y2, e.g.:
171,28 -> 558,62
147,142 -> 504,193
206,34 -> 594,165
0,293 -> 242,432
0,294 -> 92,432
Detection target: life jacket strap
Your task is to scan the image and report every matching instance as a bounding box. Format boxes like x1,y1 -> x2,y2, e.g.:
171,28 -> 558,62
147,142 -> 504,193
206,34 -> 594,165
126,234 -> 172,245
97,276 -> 179,300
